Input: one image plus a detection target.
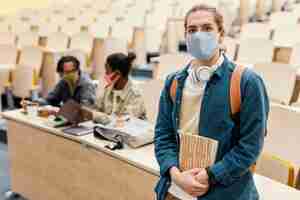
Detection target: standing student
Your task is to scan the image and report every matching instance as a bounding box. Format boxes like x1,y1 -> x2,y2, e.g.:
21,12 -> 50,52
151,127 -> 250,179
154,4 -> 269,200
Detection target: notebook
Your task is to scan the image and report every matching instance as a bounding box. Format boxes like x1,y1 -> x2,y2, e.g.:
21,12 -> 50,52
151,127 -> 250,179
62,125 -> 93,136
179,134 -> 219,171
169,133 -> 219,200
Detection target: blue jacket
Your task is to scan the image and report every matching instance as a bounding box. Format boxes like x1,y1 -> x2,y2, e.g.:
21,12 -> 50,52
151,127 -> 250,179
154,56 -> 269,200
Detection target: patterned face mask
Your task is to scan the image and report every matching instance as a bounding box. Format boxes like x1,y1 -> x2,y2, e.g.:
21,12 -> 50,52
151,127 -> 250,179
104,72 -> 120,88
63,71 -> 78,94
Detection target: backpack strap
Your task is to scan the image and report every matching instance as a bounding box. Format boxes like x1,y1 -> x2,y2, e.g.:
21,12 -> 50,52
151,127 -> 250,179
230,65 -> 246,116
170,79 -> 178,103
169,64 -> 246,116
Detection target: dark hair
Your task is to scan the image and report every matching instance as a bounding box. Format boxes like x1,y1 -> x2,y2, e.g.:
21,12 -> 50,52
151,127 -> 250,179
184,4 -> 225,37
56,56 -> 80,74
105,52 -> 136,77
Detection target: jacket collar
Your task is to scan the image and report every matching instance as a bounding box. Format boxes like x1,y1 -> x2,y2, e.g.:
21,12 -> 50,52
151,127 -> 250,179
213,55 -> 234,79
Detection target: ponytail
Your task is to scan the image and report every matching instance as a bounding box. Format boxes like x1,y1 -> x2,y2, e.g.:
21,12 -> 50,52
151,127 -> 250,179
105,52 -> 137,77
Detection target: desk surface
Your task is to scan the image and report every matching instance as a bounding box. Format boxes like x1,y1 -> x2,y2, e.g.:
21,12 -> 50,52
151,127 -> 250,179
2,110 -> 160,176
2,110 -> 300,199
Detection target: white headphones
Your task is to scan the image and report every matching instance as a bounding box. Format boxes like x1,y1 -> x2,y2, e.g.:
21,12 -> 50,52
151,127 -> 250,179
190,66 -> 212,84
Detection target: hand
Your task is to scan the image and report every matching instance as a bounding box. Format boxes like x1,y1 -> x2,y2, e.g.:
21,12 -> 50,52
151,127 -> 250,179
170,167 -> 209,197
92,111 -> 111,125
194,168 -> 210,195
195,168 -> 209,184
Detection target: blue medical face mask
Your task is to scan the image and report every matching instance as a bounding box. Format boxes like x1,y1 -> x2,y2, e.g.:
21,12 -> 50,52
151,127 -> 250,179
186,31 -> 219,60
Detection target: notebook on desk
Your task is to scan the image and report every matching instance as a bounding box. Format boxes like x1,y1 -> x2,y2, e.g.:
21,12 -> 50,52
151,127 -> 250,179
62,125 -> 93,136
169,134 -> 219,200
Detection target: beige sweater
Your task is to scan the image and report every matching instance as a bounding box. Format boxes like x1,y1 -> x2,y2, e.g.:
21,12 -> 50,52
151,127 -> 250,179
179,55 -> 224,135
179,85 -> 203,135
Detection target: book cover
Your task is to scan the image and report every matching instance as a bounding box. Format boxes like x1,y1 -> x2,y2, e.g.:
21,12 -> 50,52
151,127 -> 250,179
179,134 -> 219,171
169,133 -> 219,199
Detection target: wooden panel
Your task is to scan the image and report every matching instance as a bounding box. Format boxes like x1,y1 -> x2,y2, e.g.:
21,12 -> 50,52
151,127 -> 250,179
7,120 -> 158,200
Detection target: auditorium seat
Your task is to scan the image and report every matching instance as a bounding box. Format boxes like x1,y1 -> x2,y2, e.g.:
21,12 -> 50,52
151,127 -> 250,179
237,38 -> 274,65
253,63 -> 297,105
240,23 -> 271,40
140,80 -> 164,123
0,44 -> 18,93
17,31 -> 39,48
46,32 -> 69,51
0,32 -> 16,45
265,103 -> 300,174
256,153 -> 295,186
154,53 -> 191,81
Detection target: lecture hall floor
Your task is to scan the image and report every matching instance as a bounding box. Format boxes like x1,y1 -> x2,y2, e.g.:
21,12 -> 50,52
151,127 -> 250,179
0,142 -> 26,200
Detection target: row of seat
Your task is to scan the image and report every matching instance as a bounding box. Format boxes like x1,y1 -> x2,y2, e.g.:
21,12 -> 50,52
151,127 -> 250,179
0,0 -> 299,57
1,10 -> 299,37
240,23 -> 300,45
0,31 -> 94,52
1,19 -> 300,63
1,0 -> 281,28
1,36 -> 300,106
0,34 -> 131,98
1,26 -> 299,66
1,1 -> 299,50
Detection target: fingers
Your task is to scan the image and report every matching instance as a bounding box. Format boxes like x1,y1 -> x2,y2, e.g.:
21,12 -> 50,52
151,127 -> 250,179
195,174 -> 208,184
179,168 -> 210,198
194,169 -> 209,184
188,183 -> 210,197
191,182 -> 209,191
188,168 -> 202,175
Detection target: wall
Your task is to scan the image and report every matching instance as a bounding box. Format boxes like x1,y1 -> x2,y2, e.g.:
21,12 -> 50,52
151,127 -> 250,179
0,0 -> 51,15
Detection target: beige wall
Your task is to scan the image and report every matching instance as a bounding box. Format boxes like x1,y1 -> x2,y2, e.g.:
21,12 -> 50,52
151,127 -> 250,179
0,0 -> 51,15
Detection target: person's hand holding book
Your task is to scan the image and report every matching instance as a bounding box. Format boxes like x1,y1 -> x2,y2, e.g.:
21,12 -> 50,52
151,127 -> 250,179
170,166 -> 210,197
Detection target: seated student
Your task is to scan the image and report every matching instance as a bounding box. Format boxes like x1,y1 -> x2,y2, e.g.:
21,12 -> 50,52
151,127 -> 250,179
92,52 -> 147,122
43,56 -> 96,107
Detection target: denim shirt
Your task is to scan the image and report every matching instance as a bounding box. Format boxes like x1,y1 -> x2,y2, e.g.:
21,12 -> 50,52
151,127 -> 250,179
154,56 -> 269,200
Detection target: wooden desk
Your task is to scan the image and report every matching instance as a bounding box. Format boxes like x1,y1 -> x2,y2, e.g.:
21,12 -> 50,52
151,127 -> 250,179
2,110 -> 300,200
3,111 -> 158,200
